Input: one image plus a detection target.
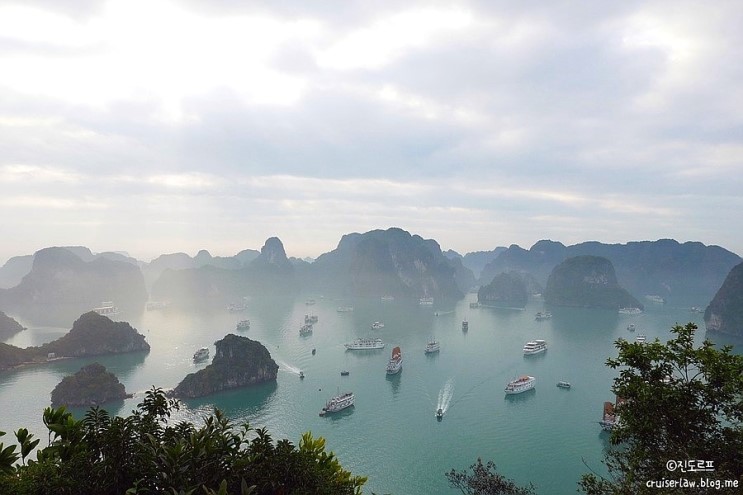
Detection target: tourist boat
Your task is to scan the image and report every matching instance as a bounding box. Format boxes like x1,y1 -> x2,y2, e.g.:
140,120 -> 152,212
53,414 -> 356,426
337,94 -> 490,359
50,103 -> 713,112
337,306 -> 354,312
227,303 -> 247,313
319,391 -> 354,416
690,306 -> 704,314
627,323 -> 636,332
618,307 -> 642,315
523,339 -> 547,355
556,381 -> 571,389
469,302 -> 479,308
341,370 -> 350,376
636,334 -> 646,343
436,408 -> 444,420
300,324 -> 313,336
381,295 -> 395,302
299,371 -> 304,379
304,314 -> 318,324
599,397 -> 623,431
419,297 -> 434,306
145,301 -> 169,311
371,321 -> 385,329
425,340 -> 440,354
386,346 -> 403,375
93,301 -> 120,317
193,347 -> 209,362
504,375 -> 535,394
344,338 -> 385,350
535,311 -> 552,321
645,295 -> 666,304
312,348 -> 316,355
236,320 -> 250,330
462,319 -> 468,332
305,299 -> 316,305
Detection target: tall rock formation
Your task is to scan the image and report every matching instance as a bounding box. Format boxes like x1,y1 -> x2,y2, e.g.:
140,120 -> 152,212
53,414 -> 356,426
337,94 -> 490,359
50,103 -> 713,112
478,271 -> 530,308
544,256 -> 643,310
51,362 -> 130,407
172,334 -> 278,398
0,311 -> 25,340
704,262 -> 743,337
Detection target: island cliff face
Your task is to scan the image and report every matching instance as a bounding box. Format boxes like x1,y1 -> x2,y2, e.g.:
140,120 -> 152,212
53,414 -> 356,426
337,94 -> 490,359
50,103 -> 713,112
478,271 -> 529,308
172,334 -> 278,398
51,362 -> 130,407
544,256 -> 643,310
704,262 -> 743,337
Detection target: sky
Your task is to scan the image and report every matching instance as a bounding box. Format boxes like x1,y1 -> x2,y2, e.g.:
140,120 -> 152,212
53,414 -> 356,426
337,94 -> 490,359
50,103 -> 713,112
1,0 -> 742,263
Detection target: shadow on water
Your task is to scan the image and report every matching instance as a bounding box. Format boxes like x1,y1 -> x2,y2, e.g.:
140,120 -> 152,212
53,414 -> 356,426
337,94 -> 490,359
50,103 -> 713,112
325,405 -> 355,422
503,388 -> 536,404
180,381 -> 279,416
386,370 -> 402,395
704,330 -> 743,356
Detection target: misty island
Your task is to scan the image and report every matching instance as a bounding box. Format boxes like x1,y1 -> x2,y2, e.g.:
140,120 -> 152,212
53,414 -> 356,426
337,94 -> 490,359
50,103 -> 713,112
172,334 -> 278,398
51,362 -> 131,407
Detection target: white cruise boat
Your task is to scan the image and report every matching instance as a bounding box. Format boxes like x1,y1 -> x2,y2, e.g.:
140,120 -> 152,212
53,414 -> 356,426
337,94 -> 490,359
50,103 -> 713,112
386,346 -> 403,374
645,295 -> 666,304
337,306 -> 354,313
193,347 -> 209,362
319,391 -> 354,416
93,301 -> 120,317
381,295 -> 395,302
419,297 -> 434,305
523,339 -> 547,355
304,314 -> 318,324
618,307 -> 642,315
371,321 -> 384,329
505,375 -> 535,394
535,311 -> 552,321
236,320 -> 250,330
636,334 -> 646,343
425,340 -> 440,353
344,338 -> 384,350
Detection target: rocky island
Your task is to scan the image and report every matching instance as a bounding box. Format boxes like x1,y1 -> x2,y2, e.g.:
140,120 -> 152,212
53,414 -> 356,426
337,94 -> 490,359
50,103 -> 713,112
0,311 -> 25,340
51,362 -> 131,407
172,334 -> 278,398
0,312 -> 150,371
704,262 -> 743,337
544,255 -> 643,310
477,271 -> 530,308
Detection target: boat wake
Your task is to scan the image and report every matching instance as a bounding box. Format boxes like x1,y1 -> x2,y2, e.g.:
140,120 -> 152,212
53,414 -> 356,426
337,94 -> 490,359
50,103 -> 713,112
437,378 -> 455,414
278,360 -> 302,375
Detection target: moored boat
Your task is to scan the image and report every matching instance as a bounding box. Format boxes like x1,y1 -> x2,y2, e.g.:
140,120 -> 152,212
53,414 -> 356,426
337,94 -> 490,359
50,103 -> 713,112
505,375 -> 535,394
319,391 -> 354,416
636,334 -> 646,343
304,314 -> 318,324
386,346 -> 403,374
627,323 -> 636,332
341,370 -> 350,376
419,297 -> 434,305
345,338 -> 384,350
93,301 -> 120,317
523,339 -> 547,355
300,324 -> 313,336
645,295 -> 666,304
425,340 -> 440,354
462,319 -> 468,332
535,311 -> 552,321
236,320 -> 250,330
618,307 -> 642,315
337,306 -> 354,313
371,321 -> 384,329
556,381 -> 571,389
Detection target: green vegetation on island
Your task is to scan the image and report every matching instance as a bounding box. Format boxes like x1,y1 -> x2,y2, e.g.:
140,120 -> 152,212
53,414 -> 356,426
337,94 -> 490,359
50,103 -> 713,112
51,362 -> 130,407
0,388 -> 366,494
477,271 -> 530,308
544,256 -> 642,310
0,311 -> 24,340
173,334 -> 279,398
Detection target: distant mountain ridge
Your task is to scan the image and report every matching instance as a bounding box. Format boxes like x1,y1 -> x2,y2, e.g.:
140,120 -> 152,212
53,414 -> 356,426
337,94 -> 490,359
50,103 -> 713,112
479,239 -> 740,304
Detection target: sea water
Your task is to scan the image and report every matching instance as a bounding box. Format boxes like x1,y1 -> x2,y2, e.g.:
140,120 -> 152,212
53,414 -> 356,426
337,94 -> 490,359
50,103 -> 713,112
0,295 -> 726,494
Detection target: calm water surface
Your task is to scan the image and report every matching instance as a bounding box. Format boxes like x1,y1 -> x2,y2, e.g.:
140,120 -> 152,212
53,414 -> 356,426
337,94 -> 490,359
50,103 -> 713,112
0,295 -> 725,494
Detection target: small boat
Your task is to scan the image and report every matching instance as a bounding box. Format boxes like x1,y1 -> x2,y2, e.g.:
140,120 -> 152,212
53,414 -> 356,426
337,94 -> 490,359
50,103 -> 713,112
340,370 -> 350,376
371,321 -> 384,329
193,347 -> 209,362
469,302 -> 479,308
227,302 -> 247,313
627,324 -> 636,332
645,295 -> 666,304
236,320 -> 250,330
556,381 -> 571,389
381,295 -> 395,302
461,319 -> 468,332
419,297 -> 434,306
299,371 -> 305,379
345,338 -> 385,350
305,299 -> 316,305
304,314 -> 318,324
300,324 -> 313,336
618,307 -> 642,315
535,311 -> 552,321
599,397 -> 623,430
436,408 -> 444,420
505,375 -> 535,395
93,301 -> 120,317
319,391 -> 354,416
690,306 -> 704,314
425,340 -> 440,353
636,334 -> 646,343
523,339 -> 547,355
337,306 -> 354,312
386,346 -> 403,375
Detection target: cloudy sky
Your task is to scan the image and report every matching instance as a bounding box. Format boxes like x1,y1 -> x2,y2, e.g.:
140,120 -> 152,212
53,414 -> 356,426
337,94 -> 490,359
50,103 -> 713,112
1,0 -> 742,263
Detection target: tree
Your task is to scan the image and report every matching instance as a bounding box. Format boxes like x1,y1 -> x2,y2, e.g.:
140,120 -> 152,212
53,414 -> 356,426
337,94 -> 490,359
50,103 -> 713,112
0,387 -> 366,494
580,323 -> 743,494
447,458 -> 536,495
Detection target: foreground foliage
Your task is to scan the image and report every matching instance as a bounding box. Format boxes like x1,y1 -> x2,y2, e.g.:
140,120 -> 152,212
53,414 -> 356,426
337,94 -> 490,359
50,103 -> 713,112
447,458 -> 536,495
580,323 -> 743,494
0,388 -> 366,494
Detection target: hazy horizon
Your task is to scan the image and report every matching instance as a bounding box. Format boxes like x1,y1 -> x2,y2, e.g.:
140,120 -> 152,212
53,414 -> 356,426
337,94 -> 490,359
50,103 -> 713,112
2,1 -> 742,264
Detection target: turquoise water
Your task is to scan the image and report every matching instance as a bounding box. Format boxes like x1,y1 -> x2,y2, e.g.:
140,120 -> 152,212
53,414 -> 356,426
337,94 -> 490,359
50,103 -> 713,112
0,295 -> 724,494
